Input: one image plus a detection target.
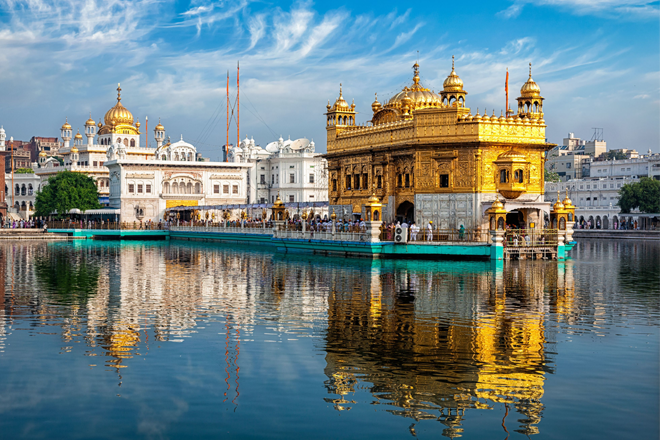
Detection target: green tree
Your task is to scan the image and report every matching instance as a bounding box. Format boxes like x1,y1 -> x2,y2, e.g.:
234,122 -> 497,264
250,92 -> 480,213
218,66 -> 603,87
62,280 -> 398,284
617,178 -> 660,213
544,168 -> 561,183
34,171 -> 101,218
601,150 -> 627,161
14,167 -> 34,174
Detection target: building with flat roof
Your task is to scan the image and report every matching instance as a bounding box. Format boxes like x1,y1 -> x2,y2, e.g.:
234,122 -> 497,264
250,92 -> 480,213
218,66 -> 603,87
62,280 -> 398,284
106,137 -> 252,223
545,132 -> 607,181
228,136 -> 328,205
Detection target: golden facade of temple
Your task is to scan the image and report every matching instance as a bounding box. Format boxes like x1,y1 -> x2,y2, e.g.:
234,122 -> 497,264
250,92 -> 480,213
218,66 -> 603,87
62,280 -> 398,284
325,59 -> 554,229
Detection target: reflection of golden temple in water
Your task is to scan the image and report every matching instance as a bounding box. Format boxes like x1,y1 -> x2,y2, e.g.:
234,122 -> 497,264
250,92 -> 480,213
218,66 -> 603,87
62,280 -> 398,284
0,241 -> 584,435
323,260 -> 575,438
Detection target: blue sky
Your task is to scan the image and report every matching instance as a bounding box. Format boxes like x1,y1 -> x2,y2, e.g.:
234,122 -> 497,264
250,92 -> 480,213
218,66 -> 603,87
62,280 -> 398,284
0,0 -> 658,159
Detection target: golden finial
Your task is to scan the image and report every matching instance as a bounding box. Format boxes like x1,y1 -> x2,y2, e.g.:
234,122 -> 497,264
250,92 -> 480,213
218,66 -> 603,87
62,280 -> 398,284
529,62 -> 532,78
339,83 -> 343,98
117,83 -> 122,102
452,55 -> 455,72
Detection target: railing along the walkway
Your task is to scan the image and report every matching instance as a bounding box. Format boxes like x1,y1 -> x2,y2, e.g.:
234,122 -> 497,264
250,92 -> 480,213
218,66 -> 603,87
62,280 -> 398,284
504,229 -> 559,247
170,225 -> 271,235
389,228 -> 492,244
46,221 -> 166,230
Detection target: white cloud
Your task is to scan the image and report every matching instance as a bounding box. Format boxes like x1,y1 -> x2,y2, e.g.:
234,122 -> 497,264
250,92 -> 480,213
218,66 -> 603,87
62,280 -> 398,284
633,94 -> 650,99
247,13 -> 266,50
498,0 -> 659,18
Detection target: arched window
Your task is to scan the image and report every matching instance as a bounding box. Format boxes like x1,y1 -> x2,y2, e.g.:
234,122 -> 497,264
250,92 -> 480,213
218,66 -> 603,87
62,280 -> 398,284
123,139 -> 128,146
514,169 -> 524,183
377,175 -> 382,189
174,153 -> 179,161
497,217 -> 504,230
188,153 -> 193,161
130,139 -> 135,147
500,169 -> 508,183
164,182 -> 170,193
28,184 -> 33,195
332,179 -> 337,192
187,182 -> 193,194
117,138 -> 122,145
172,182 -> 178,194
354,174 -> 360,190
405,174 -> 410,188
346,174 -> 351,190
21,184 -> 26,196
161,155 -> 167,160
195,182 -> 201,194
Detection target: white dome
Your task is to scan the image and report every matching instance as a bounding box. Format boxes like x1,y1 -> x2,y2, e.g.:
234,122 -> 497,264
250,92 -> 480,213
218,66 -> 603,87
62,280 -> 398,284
265,141 -> 279,153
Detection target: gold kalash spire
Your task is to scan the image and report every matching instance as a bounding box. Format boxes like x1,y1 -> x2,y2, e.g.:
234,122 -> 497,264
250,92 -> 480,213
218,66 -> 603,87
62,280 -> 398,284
97,83 -> 140,135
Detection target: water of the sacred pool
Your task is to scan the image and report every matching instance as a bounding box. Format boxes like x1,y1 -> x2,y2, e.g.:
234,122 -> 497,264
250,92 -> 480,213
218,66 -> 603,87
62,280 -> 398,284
0,239 -> 657,439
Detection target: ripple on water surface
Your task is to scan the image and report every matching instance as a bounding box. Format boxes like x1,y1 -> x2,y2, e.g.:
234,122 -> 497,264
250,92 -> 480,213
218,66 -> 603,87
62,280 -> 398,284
0,239 -> 657,439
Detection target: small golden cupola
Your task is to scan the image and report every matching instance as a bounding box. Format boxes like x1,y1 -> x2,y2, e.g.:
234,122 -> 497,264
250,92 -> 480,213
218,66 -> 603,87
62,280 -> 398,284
371,93 -> 382,114
517,63 -> 544,119
325,84 -> 356,128
441,55 -> 468,107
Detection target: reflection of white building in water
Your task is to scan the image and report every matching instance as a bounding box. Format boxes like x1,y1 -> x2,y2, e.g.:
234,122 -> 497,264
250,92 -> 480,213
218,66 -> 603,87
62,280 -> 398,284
228,136 -> 328,204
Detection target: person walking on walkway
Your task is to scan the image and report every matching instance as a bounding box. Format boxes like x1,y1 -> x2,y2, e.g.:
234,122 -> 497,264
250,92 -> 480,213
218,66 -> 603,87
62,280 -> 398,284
426,221 -> 433,241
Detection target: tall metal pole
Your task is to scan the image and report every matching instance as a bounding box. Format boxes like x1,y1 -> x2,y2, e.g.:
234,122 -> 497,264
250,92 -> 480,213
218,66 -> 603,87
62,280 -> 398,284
226,70 -> 229,162
237,61 -> 240,151
145,116 -> 148,149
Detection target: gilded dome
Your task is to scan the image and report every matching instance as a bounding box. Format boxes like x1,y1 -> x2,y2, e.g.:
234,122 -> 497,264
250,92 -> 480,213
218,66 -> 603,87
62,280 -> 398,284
85,114 -> 96,126
71,146 -> 79,154
385,63 -> 442,112
371,93 -> 382,113
74,131 -> 83,140
61,118 -> 71,130
39,149 -> 47,157
329,84 -> 351,112
520,63 -> 541,98
443,56 -> 465,92
562,190 -> 575,209
154,118 -> 165,131
103,84 -> 134,127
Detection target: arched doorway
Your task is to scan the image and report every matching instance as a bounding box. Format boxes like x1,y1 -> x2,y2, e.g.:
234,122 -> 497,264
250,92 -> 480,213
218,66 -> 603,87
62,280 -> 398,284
588,215 -> 594,229
603,216 -> 609,229
506,210 -> 524,229
396,201 -> 414,223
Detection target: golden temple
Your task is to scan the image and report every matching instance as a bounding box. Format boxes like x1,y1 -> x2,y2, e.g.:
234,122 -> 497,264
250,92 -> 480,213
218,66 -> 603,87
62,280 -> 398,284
325,59 -> 554,230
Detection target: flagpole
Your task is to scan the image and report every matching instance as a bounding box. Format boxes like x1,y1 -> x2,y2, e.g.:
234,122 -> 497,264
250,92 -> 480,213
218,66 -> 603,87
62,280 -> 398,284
505,68 -> 509,116
237,61 -> 240,151
226,70 -> 229,162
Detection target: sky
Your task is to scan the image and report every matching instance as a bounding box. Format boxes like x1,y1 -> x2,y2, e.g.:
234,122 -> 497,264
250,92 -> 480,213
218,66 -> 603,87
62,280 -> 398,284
0,0 -> 658,159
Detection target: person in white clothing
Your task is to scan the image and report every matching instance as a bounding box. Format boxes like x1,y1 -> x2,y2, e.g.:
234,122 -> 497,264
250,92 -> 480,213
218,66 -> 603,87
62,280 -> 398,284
426,221 -> 433,241
410,222 -> 418,241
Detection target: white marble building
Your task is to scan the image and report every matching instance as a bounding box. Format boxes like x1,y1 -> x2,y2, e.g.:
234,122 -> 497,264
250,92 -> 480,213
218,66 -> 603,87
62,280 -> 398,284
106,138 -> 251,223
4,172 -> 41,219
35,84 -> 159,204
228,136 -> 328,205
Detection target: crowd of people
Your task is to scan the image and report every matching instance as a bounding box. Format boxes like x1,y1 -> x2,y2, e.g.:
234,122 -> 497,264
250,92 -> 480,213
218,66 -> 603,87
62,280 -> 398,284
1,218 -> 47,229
